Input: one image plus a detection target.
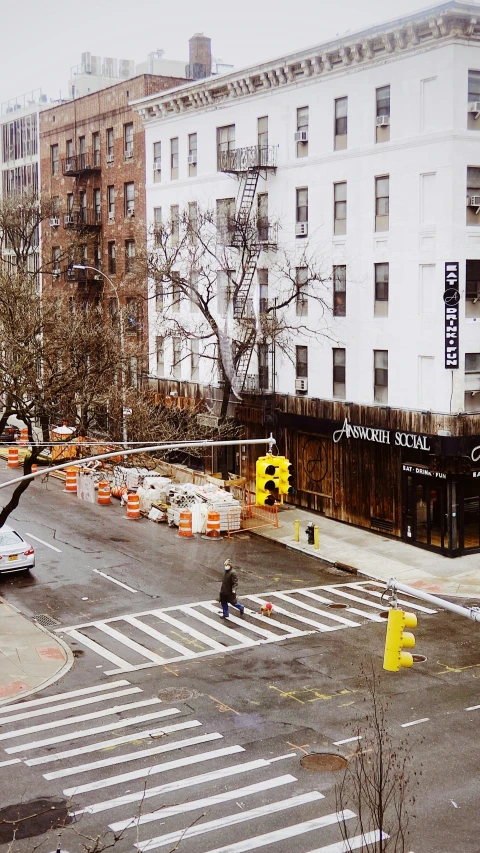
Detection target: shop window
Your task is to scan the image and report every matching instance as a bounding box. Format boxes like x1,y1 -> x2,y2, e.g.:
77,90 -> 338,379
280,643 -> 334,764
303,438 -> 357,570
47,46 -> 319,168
374,262 -> 389,317
374,349 -> 388,403
333,348 -> 346,399
333,265 -> 346,316
334,97 -> 347,150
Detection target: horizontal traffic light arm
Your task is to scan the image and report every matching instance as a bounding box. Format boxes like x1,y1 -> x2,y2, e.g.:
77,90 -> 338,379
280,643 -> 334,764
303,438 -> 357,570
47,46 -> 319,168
385,578 -> 480,623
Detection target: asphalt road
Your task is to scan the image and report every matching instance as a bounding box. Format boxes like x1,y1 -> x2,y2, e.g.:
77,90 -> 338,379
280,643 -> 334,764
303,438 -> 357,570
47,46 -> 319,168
0,466 -> 478,853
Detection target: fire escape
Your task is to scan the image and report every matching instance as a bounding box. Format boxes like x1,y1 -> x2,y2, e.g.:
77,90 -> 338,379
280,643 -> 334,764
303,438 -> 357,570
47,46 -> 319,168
61,151 -> 102,270
217,144 -> 277,391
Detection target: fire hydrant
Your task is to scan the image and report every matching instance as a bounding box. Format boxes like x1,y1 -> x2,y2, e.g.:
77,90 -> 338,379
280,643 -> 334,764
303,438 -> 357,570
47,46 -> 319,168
306,522 -> 315,545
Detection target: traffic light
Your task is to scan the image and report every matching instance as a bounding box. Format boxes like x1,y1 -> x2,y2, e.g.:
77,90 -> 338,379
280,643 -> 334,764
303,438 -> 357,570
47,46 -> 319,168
256,455 -> 280,506
383,609 -> 418,672
278,457 -> 295,497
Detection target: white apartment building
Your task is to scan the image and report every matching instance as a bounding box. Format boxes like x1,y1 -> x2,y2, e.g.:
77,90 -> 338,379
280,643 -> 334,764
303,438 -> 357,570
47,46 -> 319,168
133,0 -> 480,558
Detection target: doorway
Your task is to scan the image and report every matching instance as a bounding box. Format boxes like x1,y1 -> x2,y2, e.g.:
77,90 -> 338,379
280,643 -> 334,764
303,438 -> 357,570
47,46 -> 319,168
403,472 -> 450,553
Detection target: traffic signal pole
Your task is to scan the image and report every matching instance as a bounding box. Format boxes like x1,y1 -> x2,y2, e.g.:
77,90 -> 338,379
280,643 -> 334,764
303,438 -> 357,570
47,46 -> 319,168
385,577 -> 480,623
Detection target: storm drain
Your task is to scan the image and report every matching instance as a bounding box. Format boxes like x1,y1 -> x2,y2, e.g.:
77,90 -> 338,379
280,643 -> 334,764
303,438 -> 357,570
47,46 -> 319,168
300,753 -> 348,772
0,798 -> 72,843
157,687 -> 196,702
33,614 -> 61,628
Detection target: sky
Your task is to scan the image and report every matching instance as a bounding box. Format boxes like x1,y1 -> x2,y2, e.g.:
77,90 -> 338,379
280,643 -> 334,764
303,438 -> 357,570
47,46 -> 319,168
0,0 -> 455,107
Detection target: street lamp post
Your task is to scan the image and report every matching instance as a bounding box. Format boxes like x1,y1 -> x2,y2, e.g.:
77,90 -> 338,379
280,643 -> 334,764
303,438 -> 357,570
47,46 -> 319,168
72,264 -> 128,455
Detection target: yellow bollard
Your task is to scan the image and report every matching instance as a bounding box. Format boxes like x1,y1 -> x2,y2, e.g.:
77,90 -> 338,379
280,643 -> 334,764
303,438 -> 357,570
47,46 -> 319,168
294,519 -> 300,542
314,525 -> 319,550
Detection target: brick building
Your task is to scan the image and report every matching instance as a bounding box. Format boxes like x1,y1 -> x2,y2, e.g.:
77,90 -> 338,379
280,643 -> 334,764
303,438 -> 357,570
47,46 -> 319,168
39,73 -> 185,383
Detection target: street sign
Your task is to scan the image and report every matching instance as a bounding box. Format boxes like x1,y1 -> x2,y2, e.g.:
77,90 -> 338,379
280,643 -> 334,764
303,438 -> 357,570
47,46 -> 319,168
123,407 -> 132,416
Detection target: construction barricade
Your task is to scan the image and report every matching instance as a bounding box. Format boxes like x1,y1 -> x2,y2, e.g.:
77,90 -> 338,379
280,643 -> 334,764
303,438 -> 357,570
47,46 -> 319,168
126,493 -> 140,519
7,447 -> 19,469
97,481 -> 111,506
227,500 -> 279,538
65,468 -> 78,493
178,509 -> 193,538
204,510 -> 221,539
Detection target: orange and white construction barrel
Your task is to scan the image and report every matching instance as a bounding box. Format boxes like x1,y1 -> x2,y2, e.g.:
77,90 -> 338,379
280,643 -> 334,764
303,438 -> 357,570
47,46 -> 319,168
19,427 -> 29,446
65,468 -> 77,493
205,510 -> 221,539
97,481 -> 111,506
178,509 -> 193,538
7,447 -> 19,469
126,492 -> 140,519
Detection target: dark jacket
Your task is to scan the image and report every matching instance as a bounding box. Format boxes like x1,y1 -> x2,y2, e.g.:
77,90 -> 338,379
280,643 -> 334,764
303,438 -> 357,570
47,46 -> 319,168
219,567 -> 238,604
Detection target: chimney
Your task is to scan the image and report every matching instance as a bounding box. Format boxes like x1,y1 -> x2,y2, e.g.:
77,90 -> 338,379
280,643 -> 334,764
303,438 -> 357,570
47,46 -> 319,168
186,33 -> 212,80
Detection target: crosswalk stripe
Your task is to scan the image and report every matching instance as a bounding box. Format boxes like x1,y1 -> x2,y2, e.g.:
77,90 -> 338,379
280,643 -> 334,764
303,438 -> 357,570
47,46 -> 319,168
123,615 -> 197,658
272,592 -> 360,626
43,720 -> 203,779
300,591 -> 385,622
71,748 -> 250,816
0,686 -> 145,725
201,604 -> 279,640
135,791 -> 326,852
151,610 -> 225,651
62,732 -> 225,796
236,608 -> 307,636
110,774 -> 298,832
189,810 -> 357,853
93,622 -> 169,665
5,708 -> 177,754
326,583 -> 436,613
0,693 -> 155,741
246,596 -> 342,632
0,680 -> 132,714
304,830 -> 385,853
317,586 -> 392,611
24,709 -> 181,765
182,605 -> 257,646
64,628 -> 136,670
72,753 -> 288,818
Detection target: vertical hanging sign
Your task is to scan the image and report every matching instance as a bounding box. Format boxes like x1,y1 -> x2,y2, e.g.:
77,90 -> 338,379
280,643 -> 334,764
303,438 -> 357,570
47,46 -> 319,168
444,262 -> 460,369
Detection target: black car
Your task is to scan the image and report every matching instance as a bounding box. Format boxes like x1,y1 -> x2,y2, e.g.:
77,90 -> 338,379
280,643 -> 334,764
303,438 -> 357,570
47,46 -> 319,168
0,426 -> 20,444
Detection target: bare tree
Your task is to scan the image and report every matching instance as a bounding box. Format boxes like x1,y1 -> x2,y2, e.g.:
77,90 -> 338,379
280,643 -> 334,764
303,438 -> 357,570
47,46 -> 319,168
335,665 -> 422,852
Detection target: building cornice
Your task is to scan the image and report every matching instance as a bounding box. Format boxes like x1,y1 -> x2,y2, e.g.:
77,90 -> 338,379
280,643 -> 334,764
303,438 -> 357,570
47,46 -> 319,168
131,2 -> 480,122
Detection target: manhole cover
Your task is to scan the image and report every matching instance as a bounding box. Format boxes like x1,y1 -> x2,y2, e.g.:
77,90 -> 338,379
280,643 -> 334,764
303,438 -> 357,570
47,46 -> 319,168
412,654 -> 427,662
157,687 -> 195,702
300,753 -> 348,772
0,798 -> 72,843
33,614 -> 61,628
327,603 -> 348,609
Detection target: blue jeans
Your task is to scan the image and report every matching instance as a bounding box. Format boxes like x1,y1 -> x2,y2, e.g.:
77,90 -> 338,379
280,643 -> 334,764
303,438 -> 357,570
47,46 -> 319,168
221,600 -> 244,617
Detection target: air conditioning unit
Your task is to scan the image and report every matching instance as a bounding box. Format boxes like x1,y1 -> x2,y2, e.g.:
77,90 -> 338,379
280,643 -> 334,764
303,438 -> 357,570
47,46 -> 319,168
106,153 -> 114,163
50,217 -> 60,227
93,274 -> 103,281
64,214 -> 74,224
126,207 -> 135,217
108,212 -> 115,221
294,130 -> 308,143
188,154 -> 197,165
153,160 -> 162,171
468,101 -> 480,115
124,148 -> 133,159
469,195 -> 480,208
295,222 -> 308,237
52,268 -> 61,277
295,378 -> 308,392
376,115 -> 390,126
65,163 -> 73,172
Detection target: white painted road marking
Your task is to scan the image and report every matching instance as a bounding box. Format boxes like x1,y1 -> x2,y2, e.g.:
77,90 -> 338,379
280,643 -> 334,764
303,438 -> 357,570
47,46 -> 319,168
25,532 -> 62,552
93,569 -> 138,593
400,718 -> 430,728
0,679 -> 131,714
465,703 -> 480,711
333,735 -> 362,746
0,686 -> 144,725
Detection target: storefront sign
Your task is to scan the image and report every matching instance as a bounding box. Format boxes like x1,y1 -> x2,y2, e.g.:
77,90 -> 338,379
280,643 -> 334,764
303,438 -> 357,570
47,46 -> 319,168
444,262 -> 459,369
333,418 -> 431,451
472,445 -> 480,463
402,464 -> 446,479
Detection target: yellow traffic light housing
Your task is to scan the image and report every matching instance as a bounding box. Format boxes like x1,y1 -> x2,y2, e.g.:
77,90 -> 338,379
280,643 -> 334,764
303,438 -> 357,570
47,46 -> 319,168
383,609 -> 418,672
256,455 -> 280,506
278,457 -> 295,496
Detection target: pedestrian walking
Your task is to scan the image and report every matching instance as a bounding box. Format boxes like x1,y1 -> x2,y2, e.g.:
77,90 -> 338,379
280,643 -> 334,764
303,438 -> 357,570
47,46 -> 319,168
219,558 -> 245,619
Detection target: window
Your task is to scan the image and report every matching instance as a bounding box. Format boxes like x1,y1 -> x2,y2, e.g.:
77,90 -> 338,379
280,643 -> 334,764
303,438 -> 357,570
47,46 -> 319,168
296,345 -> 308,378
170,137 -> 179,179
171,204 -> 179,245
66,192 -> 73,216
108,241 -> 116,274
94,243 -> 101,269
333,348 -> 346,399
374,262 -> 389,316
124,123 -> 134,158
333,265 -> 346,316
124,182 -> 134,216
155,281 -> 164,311
189,270 -> 200,312
52,246 -> 60,275
467,166 -> 480,225
334,97 -> 348,150
257,193 -> 269,242
374,350 -> 388,403
190,339 -> 199,381
258,116 -> 268,165
66,139 -> 73,168
128,356 -> 138,389
217,124 -> 235,169
126,297 -> 138,332
217,269 -> 234,318
216,197 -> 235,244
468,70 -> 480,130
156,338 -> 164,376
107,185 -> 115,220
188,133 -> 197,176
172,337 -> 181,378
79,190 -> 86,223
106,128 -> 114,159
125,240 -> 135,273
466,260 -> 480,318
52,195 -> 59,216
296,187 -> 308,230
376,85 -> 391,141
153,141 -> 161,182
171,272 -> 181,313
296,267 -> 308,316
153,206 -> 162,245
51,144 -> 59,176
334,182 -> 347,235
258,268 -> 268,313
258,343 -> 269,390
188,201 -> 198,238
93,188 -> 101,221
465,353 -> 480,411
109,297 -> 117,324
375,176 -> 390,231
296,107 -> 309,157
92,132 -> 100,166
78,135 -> 86,168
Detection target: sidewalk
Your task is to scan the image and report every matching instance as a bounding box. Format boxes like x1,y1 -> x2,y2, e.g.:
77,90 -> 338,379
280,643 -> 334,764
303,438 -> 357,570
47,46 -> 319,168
252,507 -> 480,598
0,599 -> 73,706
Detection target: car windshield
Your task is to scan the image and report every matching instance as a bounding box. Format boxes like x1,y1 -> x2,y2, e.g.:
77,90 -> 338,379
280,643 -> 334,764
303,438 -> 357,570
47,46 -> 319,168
0,531 -> 23,547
